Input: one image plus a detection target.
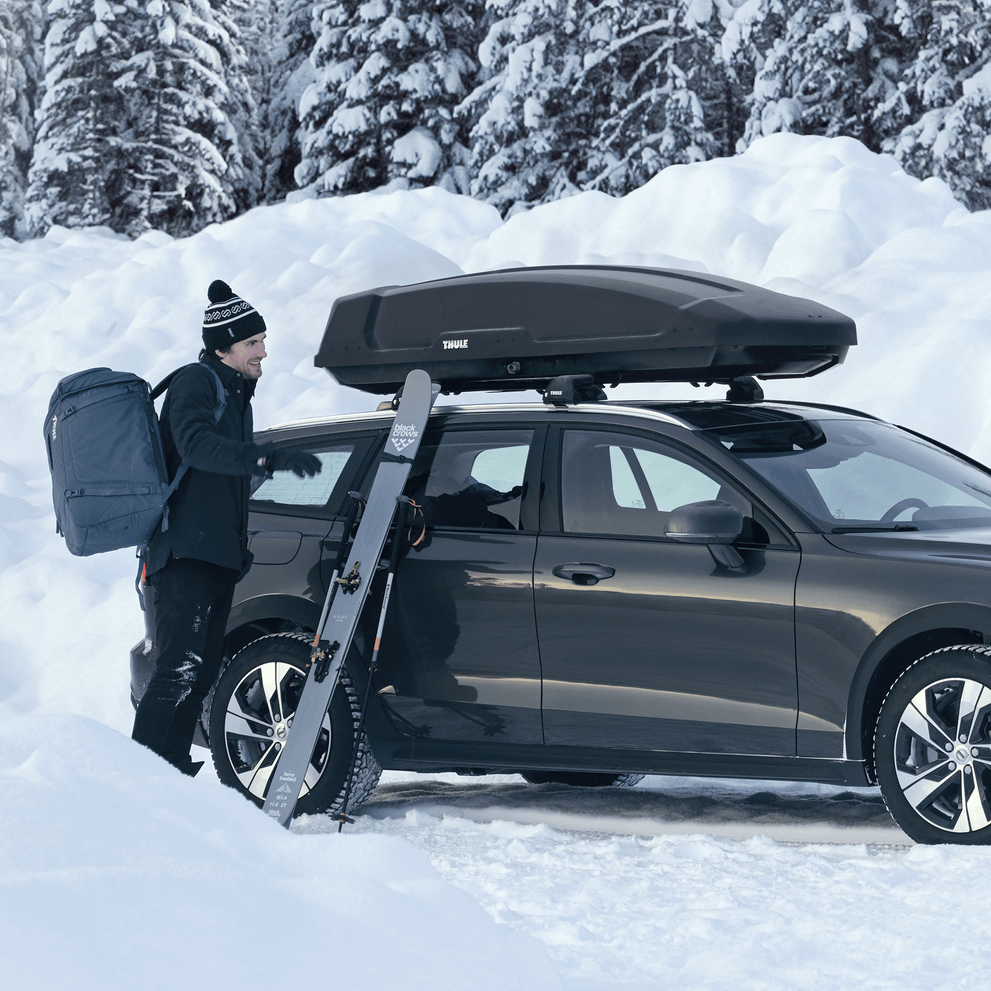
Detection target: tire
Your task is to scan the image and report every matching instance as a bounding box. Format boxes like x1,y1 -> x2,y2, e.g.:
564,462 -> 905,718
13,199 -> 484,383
209,633 -> 382,818
874,645 -> 991,844
522,771 -> 644,788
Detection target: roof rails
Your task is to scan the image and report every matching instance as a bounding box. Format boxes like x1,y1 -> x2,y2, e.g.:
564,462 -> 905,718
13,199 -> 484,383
314,265 -> 856,397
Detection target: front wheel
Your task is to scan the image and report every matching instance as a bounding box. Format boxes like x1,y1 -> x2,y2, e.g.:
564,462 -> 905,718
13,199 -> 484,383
875,645 -> 991,844
209,633 -> 381,818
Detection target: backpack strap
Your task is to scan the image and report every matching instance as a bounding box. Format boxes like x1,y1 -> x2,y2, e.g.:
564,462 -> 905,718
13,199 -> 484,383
151,363 -> 227,422
153,363 -> 228,530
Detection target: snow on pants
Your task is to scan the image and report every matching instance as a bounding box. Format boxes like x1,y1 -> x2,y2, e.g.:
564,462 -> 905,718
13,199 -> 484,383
131,557 -> 238,771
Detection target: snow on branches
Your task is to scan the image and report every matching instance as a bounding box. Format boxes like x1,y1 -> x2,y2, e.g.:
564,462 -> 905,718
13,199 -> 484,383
24,0 -> 257,238
6,0 -> 990,237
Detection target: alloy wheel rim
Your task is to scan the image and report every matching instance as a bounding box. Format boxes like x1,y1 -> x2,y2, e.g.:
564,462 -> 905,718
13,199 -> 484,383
222,660 -> 332,801
893,676 -> 991,833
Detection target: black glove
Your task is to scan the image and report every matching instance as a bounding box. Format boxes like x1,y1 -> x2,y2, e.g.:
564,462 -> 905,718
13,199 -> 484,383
268,449 -> 322,478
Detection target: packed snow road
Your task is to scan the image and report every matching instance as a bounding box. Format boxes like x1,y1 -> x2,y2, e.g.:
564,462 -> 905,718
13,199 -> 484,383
292,774 -> 987,991
343,771 -> 910,847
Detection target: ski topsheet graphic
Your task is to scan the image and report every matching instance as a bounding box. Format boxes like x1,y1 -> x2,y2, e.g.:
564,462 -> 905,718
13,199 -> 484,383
262,368 -> 437,827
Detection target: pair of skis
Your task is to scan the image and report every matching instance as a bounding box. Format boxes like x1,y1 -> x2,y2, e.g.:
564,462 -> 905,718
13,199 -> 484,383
262,368 -> 438,828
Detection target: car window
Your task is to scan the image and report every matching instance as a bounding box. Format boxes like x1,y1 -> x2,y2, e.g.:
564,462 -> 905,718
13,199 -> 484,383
405,429 -> 533,530
561,429 -> 747,537
251,445 -> 354,508
716,419 -> 991,530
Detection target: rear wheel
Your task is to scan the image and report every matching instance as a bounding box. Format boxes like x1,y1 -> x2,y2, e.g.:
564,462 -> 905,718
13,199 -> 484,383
209,633 -> 381,818
875,646 -> 991,844
522,771 -> 644,788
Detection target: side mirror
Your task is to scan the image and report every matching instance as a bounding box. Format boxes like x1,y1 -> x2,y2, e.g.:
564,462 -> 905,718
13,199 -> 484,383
666,500 -> 745,568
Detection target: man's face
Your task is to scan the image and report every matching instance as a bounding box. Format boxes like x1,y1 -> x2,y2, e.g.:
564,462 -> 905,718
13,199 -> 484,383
217,333 -> 266,379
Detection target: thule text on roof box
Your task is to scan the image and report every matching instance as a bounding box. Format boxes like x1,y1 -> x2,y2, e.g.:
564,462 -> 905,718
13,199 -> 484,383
314,266 -> 856,395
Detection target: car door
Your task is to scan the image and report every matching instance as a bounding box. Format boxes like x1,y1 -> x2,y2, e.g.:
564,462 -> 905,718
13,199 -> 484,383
373,423 -> 545,744
534,424 -> 801,756
239,434 -> 379,608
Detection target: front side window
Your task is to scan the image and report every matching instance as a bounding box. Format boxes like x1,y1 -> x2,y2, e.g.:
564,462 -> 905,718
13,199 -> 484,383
561,429 -> 747,537
405,428 -> 534,530
714,418 -> 991,530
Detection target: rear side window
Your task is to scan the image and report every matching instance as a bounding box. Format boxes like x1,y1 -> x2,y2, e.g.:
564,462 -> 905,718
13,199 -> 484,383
251,444 -> 354,509
405,428 -> 534,530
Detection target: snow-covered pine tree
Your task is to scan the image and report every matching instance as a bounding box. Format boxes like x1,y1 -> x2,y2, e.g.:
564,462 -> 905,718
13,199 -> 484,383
24,0 -> 122,233
465,1 -> 739,211
742,0 -> 919,153
26,0 -> 258,238
461,0 -> 584,212
575,0 -> 730,199
0,0 -> 44,239
883,0 -> 991,210
297,0 -> 480,196
253,0 -> 317,200
718,0 -> 789,150
211,0 -> 263,214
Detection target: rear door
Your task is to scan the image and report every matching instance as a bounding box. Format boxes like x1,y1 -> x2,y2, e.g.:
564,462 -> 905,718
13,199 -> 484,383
240,433 -> 379,606
534,424 -> 801,756
374,423 -> 545,744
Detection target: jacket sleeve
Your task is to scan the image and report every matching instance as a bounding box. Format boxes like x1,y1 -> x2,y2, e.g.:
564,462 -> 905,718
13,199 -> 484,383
167,366 -> 272,476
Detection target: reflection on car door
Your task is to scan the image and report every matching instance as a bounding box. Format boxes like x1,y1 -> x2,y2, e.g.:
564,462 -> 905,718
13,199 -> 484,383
534,427 -> 801,756
374,426 -> 544,744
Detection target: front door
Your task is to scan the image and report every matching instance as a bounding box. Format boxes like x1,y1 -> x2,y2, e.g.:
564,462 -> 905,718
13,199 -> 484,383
535,426 -> 801,756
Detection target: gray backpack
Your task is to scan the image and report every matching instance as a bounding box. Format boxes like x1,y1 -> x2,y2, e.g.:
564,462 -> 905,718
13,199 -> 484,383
44,365 -> 225,556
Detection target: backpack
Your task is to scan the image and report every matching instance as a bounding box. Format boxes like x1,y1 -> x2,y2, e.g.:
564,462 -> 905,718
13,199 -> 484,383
44,364 -> 226,557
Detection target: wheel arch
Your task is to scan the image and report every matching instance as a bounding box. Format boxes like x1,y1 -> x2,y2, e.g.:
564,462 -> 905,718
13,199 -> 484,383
846,603 -> 991,777
223,593 -> 321,657
202,593 -> 374,747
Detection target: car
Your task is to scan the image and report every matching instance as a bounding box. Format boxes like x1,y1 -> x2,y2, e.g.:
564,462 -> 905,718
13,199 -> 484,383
132,266 -> 991,845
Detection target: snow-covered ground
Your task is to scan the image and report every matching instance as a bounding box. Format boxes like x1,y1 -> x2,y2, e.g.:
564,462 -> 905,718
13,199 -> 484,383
4,133 -> 991,989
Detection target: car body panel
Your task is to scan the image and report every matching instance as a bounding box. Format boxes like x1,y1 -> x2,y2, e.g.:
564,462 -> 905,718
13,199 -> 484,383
793,531 -> 991,759
376,528 -> 542,744
534,534 -> 800,755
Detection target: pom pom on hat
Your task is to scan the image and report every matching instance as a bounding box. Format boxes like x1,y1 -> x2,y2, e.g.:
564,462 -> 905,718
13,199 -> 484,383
202,280 -> 266,350
208,279 -> 235,304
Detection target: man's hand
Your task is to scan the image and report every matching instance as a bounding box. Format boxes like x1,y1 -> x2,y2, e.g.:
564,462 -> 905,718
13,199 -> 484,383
268,450 -> 322,478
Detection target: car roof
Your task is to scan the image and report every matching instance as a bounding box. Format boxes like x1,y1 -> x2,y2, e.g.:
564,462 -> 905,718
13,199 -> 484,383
260,398 -> 879,438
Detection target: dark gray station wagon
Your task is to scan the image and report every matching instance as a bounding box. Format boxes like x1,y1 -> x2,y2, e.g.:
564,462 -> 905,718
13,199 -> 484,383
132,266 -> 991,844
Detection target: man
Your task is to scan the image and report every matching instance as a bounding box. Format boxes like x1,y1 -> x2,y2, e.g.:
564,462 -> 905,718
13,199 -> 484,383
132,280 -> 320,775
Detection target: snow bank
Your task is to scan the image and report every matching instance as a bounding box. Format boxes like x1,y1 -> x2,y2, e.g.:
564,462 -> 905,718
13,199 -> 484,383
0,713 -> 561,991
4,133 -> 991,990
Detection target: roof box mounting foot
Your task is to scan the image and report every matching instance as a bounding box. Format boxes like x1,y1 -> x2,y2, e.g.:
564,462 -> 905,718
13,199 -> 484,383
543,374 -> 607,407
726,376 -> 764,403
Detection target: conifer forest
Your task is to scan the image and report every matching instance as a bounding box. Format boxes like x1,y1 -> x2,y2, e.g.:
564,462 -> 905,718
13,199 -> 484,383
1,0 -> 990,241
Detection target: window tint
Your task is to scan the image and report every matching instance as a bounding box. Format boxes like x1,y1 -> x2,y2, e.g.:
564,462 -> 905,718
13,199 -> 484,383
562,429 -> 746,537
405,429 -> 533,530
251,446 -> 353,507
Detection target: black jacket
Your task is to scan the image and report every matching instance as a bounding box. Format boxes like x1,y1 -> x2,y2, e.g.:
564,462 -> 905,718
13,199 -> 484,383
145,354 -> 266,577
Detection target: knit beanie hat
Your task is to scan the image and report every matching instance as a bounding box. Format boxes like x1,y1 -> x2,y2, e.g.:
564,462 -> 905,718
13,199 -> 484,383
202,280 -> 266,350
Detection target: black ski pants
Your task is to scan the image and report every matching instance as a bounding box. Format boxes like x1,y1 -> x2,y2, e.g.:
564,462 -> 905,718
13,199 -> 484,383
131,557 -> 238,773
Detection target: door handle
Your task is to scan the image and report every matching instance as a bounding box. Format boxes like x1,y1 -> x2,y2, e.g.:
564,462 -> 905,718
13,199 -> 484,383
553,563 -> 616,586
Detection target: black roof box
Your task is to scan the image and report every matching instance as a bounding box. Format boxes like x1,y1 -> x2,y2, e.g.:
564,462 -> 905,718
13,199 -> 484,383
314,265 -> 856,395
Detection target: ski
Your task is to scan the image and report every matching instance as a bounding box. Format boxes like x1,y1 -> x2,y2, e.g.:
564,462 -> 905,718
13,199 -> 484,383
262,368 -> 437,827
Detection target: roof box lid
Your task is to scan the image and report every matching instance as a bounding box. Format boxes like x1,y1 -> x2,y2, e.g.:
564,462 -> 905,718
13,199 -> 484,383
314,265 -> 856,395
